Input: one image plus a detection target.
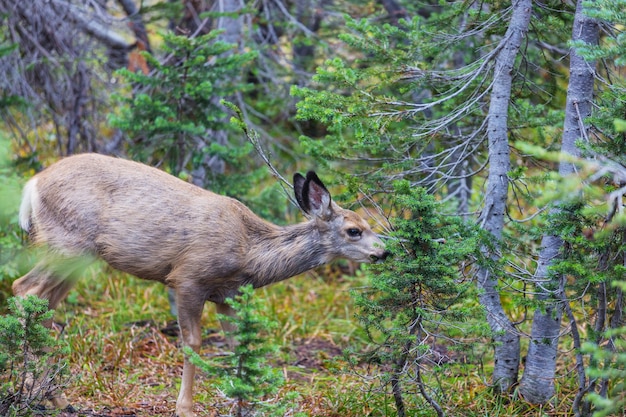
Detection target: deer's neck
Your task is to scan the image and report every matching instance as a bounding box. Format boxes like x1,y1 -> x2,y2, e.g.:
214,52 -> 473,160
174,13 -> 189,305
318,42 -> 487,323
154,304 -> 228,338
244,220 -> 334,288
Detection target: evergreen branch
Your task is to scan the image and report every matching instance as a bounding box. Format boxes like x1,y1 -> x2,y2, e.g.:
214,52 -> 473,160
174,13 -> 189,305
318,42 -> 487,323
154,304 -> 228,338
222,99 -> 300,208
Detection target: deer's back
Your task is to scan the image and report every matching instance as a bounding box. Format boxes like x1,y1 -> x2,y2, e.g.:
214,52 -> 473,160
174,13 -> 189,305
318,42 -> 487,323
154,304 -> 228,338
28,153 -> 252,283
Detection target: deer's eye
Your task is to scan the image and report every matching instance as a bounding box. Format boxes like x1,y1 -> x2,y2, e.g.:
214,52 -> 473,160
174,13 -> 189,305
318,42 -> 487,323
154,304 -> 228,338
347,228 -> 362,238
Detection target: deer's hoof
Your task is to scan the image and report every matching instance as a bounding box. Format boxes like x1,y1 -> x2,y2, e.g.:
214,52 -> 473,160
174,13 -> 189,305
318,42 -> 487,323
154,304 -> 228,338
175,407 -> 196,417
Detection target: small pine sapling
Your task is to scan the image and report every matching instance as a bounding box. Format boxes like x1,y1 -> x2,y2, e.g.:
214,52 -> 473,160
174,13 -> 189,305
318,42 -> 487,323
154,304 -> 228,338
0,295 -> 68,416
187,285 -> 292,417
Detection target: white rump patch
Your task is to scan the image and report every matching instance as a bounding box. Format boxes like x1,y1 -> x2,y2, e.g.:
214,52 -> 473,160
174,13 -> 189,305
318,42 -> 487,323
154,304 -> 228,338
19,177 -> 39,231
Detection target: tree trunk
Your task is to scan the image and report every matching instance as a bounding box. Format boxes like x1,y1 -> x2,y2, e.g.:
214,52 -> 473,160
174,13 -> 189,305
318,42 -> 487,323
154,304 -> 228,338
191,0 -> 244,186
209,0 -> 244,176
519,0 -> 598,403
476,0 -> 532,392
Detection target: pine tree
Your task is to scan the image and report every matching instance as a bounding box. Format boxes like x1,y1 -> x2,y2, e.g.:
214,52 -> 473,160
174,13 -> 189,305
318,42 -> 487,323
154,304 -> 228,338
186,285 -> 288,417
352,184 -> 483,417
111,30 -> 260,196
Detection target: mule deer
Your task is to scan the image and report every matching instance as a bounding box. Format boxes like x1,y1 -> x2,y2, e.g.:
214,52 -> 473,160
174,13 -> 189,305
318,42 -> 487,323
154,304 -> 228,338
13,153 -> 389,417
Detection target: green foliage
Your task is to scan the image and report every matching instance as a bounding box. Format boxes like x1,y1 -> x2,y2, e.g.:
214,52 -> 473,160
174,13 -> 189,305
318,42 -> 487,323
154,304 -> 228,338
0,137 -> 24,304
291,5 -> 569,202
518,127 -> 626,414
577,0 -> 626,163
139,1 -> 184,24
351,185 -> 483,415
111,30 -> 261,196
291,16 -> 430,185
0,295 -> 68,416
581,281 -> 626,417
187,285 -> 297,417
564,4 -> 626,413
577,0 -> 626,65
0,38 -> 26,301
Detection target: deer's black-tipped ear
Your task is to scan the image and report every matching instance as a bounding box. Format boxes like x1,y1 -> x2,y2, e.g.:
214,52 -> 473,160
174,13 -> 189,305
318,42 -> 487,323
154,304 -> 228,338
302,171 -> 333,219
294,171 -> 333,219
293,173 -> 307,213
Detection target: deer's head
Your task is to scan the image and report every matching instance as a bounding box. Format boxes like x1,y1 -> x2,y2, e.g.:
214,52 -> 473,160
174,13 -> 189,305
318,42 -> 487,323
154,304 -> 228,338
293,171 -> 389,264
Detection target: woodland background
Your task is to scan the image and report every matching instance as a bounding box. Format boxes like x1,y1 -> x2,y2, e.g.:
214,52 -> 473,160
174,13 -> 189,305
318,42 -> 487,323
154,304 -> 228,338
0,0 -> 625,416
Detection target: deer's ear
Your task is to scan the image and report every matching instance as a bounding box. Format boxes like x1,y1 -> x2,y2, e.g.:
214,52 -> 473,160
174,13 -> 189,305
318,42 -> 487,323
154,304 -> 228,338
294,171 -> 333,219
302,171 -> 333,220
293,173 -> 307,212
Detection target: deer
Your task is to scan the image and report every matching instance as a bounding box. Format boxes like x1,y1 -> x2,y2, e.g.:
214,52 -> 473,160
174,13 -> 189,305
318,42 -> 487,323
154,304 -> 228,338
12,153 -> 389,417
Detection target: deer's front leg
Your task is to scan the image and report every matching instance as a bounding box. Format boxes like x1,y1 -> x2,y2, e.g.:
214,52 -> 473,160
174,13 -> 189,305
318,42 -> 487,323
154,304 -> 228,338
175,288 -> 205,417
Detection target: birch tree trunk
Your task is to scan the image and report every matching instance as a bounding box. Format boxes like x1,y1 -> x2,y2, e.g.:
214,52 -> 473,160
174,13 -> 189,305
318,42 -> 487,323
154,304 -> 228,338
476,0 -> 531,392
519,0 -> 598,403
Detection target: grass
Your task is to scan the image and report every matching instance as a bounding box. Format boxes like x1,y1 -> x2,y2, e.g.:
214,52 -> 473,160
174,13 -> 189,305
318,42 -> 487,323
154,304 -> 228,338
27,262 -> 583,417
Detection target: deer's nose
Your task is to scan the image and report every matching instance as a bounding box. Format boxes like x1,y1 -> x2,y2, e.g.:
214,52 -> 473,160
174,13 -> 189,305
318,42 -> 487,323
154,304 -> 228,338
371,250 -> 391,263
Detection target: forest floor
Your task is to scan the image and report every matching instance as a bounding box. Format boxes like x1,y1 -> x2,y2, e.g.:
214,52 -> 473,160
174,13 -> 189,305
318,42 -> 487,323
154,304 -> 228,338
27,264 -> 579,417
31,265 -> 380,417
49,330 -> 346,416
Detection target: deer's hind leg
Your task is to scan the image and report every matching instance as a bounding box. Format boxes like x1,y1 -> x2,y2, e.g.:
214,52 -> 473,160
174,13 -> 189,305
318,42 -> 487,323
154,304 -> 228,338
13,248 -> 93,308
215,302 -> 237,349
13,262 -> 76,311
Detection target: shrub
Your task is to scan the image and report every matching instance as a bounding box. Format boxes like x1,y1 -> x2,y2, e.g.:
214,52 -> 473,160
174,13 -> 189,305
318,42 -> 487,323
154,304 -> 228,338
0,295 -> 68,416
187,285 -> 299,417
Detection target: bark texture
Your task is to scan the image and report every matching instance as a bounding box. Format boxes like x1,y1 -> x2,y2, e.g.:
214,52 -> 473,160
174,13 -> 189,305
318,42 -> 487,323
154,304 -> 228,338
519,0 -> 598,403
477,0 -> 532,392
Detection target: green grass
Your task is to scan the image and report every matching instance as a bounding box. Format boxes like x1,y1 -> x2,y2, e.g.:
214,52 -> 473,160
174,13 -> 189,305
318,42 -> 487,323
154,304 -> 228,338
38,264 -> 583,417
